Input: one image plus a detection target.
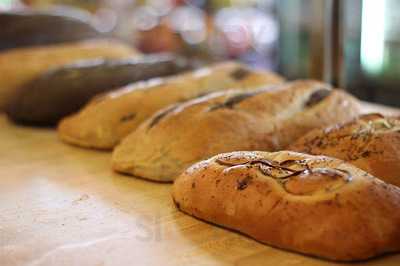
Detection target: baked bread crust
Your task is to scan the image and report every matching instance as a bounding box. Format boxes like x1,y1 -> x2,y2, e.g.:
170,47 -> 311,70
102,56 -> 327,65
172,151 -> 400,261
112,80 -> 361,181
290,113 -> 400,187
0,39 -> 137,110
58,62 -> 284,149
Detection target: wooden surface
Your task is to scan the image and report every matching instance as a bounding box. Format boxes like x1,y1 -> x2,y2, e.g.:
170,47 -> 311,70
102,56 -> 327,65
1,105 -> 400,266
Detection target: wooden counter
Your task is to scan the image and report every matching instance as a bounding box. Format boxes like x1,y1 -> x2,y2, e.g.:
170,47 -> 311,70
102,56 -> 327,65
0,105 -> 400,266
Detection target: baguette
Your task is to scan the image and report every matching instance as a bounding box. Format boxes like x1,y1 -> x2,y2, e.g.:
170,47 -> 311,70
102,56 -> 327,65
0,8 -> 102,51
290,113 -> 400,187
6,54 -> 191,125
112,80 -> 362,182
172,151 -> 400,261
58,62 -> 284,149
0,39 -> 137,110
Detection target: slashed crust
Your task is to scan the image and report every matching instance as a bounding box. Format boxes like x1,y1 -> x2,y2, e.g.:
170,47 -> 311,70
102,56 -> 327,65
112,80 -> 362,181
58,62 -> 284,149
172,151 -> 400,261
290,113 -> 400,187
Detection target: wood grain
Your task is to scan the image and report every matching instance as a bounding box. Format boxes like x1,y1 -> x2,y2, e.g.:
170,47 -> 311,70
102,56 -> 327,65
0,104 -> 399,266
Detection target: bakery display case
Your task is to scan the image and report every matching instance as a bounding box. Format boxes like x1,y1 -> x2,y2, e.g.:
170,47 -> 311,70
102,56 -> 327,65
1,1 -> 400,266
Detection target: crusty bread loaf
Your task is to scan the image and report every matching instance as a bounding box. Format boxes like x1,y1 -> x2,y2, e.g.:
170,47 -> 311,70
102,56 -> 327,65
58,62 -> 284,149
0,39 -> 137,110
5,54 -> 191,126
290,113 -> 400,187
172,151 -> 400,261
112,80 -> 362,182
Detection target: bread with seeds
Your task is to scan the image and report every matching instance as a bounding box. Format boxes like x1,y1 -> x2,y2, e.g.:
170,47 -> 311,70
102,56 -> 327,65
290,113 -> 400,187
112,80 -> 362,181
58,62 -> 284,149
172,150 -> 400,261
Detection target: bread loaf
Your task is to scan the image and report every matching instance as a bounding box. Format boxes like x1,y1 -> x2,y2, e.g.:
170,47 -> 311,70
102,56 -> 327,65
6,54 -> 191,126
0,39 -> 137,110
290,113 -> 400,187
172,151 -> 400,261
58,62 -> 284,149
112,80 -> 362,182
0,8 -> 103,51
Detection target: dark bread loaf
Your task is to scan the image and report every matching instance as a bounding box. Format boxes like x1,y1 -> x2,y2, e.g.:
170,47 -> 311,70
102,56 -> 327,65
6,54 -> 191,125
112,80 -> 362,181
290,113 -> 400,187
58,62 -> 284,149
172,151 -> 400,261
0,39 -> 138,110
0,7 -> 103,51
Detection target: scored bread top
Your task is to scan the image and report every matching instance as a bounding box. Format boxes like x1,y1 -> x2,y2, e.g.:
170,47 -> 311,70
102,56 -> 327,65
172,150 -> 400,261
112,80 -> 362,181
211,151 -> 353,198
290,113 -> 400,187
175,151 -> 373,201
58,61 -> 284,149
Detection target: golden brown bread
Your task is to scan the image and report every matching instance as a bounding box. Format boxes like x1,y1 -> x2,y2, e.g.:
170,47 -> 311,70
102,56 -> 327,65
0,39 -> 137,110
58,62 -> 284,149
290,113 -> 400,187
112,80 -> 362,182
172,150 -> 400,261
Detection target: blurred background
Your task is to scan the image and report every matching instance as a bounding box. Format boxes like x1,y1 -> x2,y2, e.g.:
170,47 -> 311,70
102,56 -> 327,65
1,0 -> 400,106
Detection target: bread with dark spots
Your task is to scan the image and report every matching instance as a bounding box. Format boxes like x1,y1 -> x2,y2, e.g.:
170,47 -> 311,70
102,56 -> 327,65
112,80 -> 362,181
58,61 -> 284,149
290,113 -> 400,187
172,150 -> 400,261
